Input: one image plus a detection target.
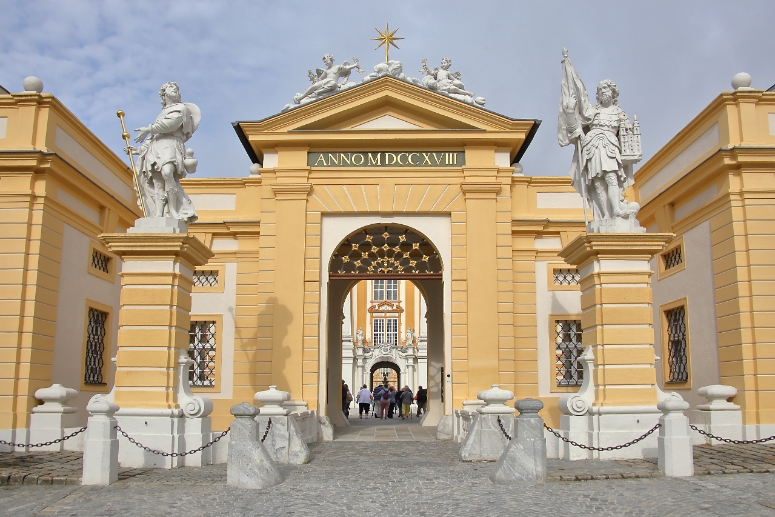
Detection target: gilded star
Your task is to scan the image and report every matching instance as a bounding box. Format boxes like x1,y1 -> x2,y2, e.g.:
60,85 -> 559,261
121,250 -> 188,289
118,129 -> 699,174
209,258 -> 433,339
372,23 -> 403,62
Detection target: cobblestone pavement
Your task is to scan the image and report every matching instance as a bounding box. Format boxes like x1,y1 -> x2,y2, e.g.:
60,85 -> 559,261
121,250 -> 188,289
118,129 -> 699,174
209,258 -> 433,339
1,442 -> 775,516
334,413 -> 436,441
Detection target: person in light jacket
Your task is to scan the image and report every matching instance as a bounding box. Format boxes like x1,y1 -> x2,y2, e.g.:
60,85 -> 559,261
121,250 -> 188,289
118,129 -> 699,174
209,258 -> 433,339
355,384 -> 372,419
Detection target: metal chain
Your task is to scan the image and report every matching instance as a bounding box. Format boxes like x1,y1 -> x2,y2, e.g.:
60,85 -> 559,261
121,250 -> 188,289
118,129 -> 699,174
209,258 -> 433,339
261,418 -> 272,443
544,423 -> 661,451
690,424 -> 775,444
116,426 -> 229,458
496,416 -> 512,440
0,426 -> 87,449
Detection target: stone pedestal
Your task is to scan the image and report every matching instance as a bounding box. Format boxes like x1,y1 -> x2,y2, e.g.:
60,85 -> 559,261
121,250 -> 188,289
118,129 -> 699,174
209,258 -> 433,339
82,395 -> 119,486
558,233 -> 671,459
29,384 -> 80,452
658,394 -> 694,477
100,223 -> 213,469
227,403 -> 283,489
490,399 -> 547,486
459,385 -> 514,462
255,386 -> 310,464
693,385 -> 743,445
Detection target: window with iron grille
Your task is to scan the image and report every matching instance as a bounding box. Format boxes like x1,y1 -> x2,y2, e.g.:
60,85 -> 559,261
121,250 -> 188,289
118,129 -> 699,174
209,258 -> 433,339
84,308 -> 108,385
91,249 -> 111,274
662,246 -> 683,271
665,306 -> 688,383
373,279 -> 398,300
189,320 -> 217,387
193,270 -> 219,287
553,268 -> 580,286
554,319 -> 583,386
372,317 -> 398,345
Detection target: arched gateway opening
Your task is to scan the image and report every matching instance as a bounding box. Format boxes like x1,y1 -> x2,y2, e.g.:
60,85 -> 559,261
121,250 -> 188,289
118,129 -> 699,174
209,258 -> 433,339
320,221 -> 449,428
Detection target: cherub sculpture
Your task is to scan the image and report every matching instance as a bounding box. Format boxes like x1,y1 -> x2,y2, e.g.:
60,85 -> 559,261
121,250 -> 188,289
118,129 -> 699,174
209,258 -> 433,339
283,54 -> 363,111
420,58 -> 485,106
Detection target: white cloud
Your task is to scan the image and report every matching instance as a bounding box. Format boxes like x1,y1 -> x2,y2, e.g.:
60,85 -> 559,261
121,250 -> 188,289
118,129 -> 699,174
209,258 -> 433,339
1,0 -> 773,178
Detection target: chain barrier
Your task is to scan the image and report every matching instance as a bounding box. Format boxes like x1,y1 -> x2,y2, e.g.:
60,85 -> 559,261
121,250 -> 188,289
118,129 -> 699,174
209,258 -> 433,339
115,417 -> 272,458
543,423 -> 661,452
689,424 -> 775,444
0,426 -> 87,449
496,416 -> 512,441
115,426 -> 229,458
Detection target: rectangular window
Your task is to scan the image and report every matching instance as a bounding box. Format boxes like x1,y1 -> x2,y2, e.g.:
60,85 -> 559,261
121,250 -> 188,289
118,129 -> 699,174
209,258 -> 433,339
84,308 -> 108,385
193,270 -> 218,288
554,319 -> 583,387
553,268 -> 580,286
385,279 -> 398,300
373,280 -> 385,301
665,306 -> 688,383
372,317 -> 398,345
91,249 -> 111,274
662,247 -> 683,271
189,320 -> 217,387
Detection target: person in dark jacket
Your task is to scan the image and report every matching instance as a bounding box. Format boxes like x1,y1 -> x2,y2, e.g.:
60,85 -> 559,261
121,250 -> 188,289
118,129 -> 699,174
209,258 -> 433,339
400,386 -> 414,420
415,386 -> 428,417
373,384 -> 385,418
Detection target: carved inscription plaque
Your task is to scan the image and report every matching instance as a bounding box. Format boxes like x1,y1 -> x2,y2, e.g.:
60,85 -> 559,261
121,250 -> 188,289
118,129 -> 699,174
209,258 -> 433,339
308,151 -> 465,167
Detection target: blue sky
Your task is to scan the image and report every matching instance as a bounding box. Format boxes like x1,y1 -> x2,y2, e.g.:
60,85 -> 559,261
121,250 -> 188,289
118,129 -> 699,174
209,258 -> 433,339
1,1 -> 773,179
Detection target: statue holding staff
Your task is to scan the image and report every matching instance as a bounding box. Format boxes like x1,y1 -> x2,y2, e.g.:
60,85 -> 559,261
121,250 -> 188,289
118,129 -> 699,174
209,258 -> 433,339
124,82 -> 199,223
558,49 -> 643,233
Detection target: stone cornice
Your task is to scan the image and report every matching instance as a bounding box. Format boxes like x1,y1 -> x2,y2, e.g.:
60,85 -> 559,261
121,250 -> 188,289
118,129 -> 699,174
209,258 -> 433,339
460,182 -> 501,198
99,233 -> 214,268
559,233 -> 673,268
271,183 -> 312,200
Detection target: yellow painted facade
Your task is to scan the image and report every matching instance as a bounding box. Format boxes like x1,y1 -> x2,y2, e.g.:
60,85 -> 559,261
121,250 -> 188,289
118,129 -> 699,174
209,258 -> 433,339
1,78 -> 773,437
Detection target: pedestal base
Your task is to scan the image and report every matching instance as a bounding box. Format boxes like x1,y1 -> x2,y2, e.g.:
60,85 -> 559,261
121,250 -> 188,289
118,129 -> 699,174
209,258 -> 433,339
459,413 -> 514,462
115,413 -> 185,468
559,408 -> 661,460
257,415 -> 310,464
127,217 -> 188,234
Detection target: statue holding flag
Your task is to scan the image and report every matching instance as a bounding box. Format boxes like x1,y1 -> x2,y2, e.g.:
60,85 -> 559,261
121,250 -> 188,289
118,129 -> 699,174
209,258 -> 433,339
558,49 -> 644,233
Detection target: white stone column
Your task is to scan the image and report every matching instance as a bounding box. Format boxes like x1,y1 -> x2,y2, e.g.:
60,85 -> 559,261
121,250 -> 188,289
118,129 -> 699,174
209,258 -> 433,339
29,384 -> 80,452
82,395 -> 119,486
693,385 -> 743,445
657,394 -> 694,477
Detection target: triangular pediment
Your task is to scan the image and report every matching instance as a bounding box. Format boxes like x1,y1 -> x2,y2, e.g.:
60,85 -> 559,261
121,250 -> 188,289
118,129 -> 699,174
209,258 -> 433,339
351,115 -> 422,130
234,77 -> 539,162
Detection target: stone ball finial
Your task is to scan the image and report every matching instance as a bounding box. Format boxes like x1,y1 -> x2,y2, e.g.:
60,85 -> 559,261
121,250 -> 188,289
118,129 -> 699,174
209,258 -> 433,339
731,72 -> 752,90
22,76 -> 44,93
515,398 -> 543,415
230,402 -> 258,417
249,163 -> 262,176
512,163 -> 524,176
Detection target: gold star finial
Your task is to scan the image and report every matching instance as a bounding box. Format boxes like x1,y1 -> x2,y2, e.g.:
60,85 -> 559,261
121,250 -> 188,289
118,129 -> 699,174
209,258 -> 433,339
372,23 -> 403,63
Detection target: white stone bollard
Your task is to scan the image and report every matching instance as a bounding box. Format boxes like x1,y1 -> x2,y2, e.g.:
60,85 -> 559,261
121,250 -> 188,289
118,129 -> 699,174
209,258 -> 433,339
82,395 -> 119,485
30,384 -> 80,452
657,394 -> 694,477
459,384 -> 514,461
227,403 -> 284,489
490,399 -> 547,485
694,385 -> 742,445
255,386 -> 310,464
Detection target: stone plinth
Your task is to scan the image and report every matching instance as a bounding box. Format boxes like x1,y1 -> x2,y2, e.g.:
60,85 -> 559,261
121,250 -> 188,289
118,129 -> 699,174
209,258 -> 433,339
490,399 -> 547,485
658,394 -> 694,477
100,227 -> 213,468
558,233 -> 671,459
694,385 -> 743,445
82,395 -> 119,485
29,384 -> 79,452
255,386 -> 310,464
459,385 -> 514,462
227,403 -> 283,489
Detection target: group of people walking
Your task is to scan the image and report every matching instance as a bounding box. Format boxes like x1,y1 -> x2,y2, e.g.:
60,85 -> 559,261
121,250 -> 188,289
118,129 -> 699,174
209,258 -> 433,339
349,383 -> 428,420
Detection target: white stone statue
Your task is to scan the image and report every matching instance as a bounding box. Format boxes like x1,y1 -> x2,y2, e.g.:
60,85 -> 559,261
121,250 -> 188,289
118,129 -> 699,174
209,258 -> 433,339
126,82 -> 199,223
356,327 -> 364,347
420,58 -> 485,107
403,327 -> 416,346
558,49 -> 643,233
283,54 -> 362,111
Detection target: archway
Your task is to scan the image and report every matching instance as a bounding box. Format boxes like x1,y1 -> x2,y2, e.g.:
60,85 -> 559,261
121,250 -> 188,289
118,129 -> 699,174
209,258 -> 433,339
369,361 -> 400,390
320,218 -> 450,429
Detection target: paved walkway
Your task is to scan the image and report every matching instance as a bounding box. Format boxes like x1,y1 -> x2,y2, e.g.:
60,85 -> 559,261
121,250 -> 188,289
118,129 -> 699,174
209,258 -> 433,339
1,441 -> 774,516
334,412 -> 436,441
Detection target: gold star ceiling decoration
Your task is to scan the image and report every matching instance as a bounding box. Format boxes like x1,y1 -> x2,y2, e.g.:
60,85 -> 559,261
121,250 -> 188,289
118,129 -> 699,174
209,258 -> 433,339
372,23 -> 403,62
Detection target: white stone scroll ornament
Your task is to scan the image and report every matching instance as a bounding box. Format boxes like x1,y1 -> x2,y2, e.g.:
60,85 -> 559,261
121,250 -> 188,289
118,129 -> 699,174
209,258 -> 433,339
176,353 -> 213,418
558,345 -> 595,416
558,49 -> 644,234
125,82 -> 200,223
